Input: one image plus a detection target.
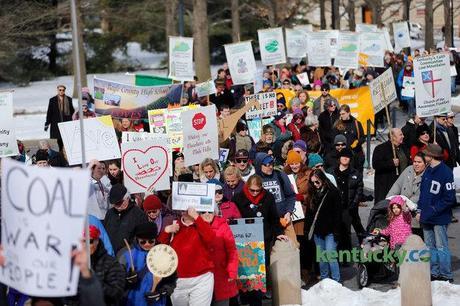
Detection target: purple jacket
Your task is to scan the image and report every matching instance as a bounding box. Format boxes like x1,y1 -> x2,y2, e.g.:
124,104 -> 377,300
223,180 -> 245,202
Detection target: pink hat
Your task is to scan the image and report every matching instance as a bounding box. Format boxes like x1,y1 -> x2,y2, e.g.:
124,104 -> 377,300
313,80 -> 323,87
389,195 -> 405,207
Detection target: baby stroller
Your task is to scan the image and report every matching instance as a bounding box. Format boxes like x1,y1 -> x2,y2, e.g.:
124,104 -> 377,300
356,200 -> 398,288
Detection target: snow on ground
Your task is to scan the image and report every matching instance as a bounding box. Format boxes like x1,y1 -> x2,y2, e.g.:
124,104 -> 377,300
300,279 -> 460,306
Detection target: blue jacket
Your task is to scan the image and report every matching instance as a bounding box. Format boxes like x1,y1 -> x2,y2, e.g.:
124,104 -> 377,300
418,162 -> 456,225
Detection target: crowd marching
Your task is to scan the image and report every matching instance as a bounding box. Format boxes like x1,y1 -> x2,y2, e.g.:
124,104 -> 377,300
1,44 -> 460,306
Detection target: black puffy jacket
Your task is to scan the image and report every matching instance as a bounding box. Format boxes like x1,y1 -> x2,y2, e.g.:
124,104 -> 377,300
332,166 -> 363,210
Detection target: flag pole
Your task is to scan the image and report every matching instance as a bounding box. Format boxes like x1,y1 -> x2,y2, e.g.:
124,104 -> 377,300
381,83 -> 399,176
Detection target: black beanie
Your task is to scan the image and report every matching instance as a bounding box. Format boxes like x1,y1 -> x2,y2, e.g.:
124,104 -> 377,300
134,222 -> 158,239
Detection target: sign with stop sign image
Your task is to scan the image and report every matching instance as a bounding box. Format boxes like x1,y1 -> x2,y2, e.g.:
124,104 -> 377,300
181,105 -> 219,166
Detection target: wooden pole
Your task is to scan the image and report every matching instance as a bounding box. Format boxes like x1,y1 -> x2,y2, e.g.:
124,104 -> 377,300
381,83 -> 399,175
433,117 -> 437,143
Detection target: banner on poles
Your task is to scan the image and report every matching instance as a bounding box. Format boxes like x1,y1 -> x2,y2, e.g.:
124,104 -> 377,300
195,80 -> 217,97
135,74 -> 173,86
171,181 -> 216,212
182,105 -> 219,166
258,27 -> 287,66
285,28 -> 307,58
168,36 -> 194,81
224,41 -> 257,85
93,77 -> 180,119
245,92 -> 277,120
334,32 -> 360,69
0,91 -> 19,157
393,22 -> 411,52
307,32 -> 331,67
0,159 -> 90,296
359,32 -> 385,67
369,68 -> 398,113
59,116 -> 121,165
414,53 -> 451,117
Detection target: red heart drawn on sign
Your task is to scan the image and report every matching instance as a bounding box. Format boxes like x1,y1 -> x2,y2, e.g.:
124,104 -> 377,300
122,146 -> 169,191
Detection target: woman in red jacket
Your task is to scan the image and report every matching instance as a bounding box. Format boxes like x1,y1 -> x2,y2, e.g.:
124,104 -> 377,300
201,211 -> 239,306
158,207 -> 216,306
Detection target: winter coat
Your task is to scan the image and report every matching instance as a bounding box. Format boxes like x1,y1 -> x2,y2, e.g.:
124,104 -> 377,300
430,122 -> 459,169
372,141 -> 407,204
401,120 -> 429,158
386,165 -> 423,205
307,187 -> 342,237
268,121 -> 292,162
45,95 -> 75,139
313,95 -> 339,116
103,201 -> 149,253
209,217 -> 239,301
254,152 -> 296,215
217,200 -> 241,220
418,162 -> 456,225
299,127 -> 321,150
332,166 -> 363,210
223,180 -> 245,201
333,116 -> 365,154
287,121 -> 303,141
91,242 -> 125,306
380,210 -> 412,249
318,109 -> 340,153
78,275 -> 107,306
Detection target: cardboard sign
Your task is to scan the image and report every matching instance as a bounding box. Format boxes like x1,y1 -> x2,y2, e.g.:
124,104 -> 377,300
401,76 -> 416,98
195,80 -> 217,97
168,36 -> 194,81
369,68 -> 398,113
171,181 -> 216,212
258,27 -> 287,66
121,137 -> 170,193
0,159 -> 90,296
287,175 -> 305,221
224,41 -> 257,85
245,92 -> 277,120
334,31 -> 360,69
285,28 -> 307,58
307,31 -> 331,67
414,53 -> 451,117
393,21 -> 411,52
182,105 -> 219,166
0,91 -> 19,157
58,116 -> 121,165
230,218 -> 267,293
219,148 -> 230,163
296,72 -> 310,86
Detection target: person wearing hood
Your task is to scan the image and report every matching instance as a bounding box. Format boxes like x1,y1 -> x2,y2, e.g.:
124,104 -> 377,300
254,153 -> 296,221
222,165 -> 245,201
119,222 -> 177,306
324,134 -> 351,171
229,121 -> 255,162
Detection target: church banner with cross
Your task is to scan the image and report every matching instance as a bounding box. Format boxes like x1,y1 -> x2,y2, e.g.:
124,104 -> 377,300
414,53 -> 451,117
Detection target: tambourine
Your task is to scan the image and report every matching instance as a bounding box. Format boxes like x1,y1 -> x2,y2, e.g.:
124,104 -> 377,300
146,244 -> 178,278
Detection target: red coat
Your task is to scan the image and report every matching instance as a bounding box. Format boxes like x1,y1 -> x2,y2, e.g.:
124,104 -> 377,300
287,122 -> 302,141
219,201 -> 241,220
209,217 -> 239,301
157,216 -> 215,278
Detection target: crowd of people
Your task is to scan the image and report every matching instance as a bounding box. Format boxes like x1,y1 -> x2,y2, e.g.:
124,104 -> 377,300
0,45 -> 459,306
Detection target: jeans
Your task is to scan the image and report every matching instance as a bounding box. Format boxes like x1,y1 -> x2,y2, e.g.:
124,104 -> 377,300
314,234 -> 341,282
451,76 -> 456,94
422,224 -> 453,279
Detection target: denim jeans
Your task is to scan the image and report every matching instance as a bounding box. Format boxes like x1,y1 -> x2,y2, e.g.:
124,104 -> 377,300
451,76 -> 456,94
422,224 -> 453,279
314,233 -> 341,282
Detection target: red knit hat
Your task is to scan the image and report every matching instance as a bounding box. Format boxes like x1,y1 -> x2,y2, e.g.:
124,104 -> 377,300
83,225 -> 101,240
143,195 -> 162,212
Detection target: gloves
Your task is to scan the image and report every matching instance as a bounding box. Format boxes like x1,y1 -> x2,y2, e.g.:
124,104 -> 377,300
295,194 -> 304,202
44,124 -> 49,132
350,139 -> 358,149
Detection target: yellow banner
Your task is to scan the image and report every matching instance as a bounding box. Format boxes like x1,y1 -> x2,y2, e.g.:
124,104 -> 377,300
308,86 -> 375,134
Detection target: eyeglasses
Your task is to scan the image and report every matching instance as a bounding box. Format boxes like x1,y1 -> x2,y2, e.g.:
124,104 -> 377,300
448,116 -> 454,119
311,180 -> 321,186
236,159 -> 248,164
215,190 -> 223,195
335,143 -> 346,147
322,89 -> 329,92
58,89 -> 65,92
138,239 -> 155,245
249,188 -> 262,193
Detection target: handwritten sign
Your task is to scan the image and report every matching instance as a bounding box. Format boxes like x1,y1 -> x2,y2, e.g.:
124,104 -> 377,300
287,175 -> 305,221
0,158 -> 90,296
245,92 -> 276,120
369,68 -> 398,113
0,91 -> 19,157
171,181 -> 216,212
147,109 -> 167,135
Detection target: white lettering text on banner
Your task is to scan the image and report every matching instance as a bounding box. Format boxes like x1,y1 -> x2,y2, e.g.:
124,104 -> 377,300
334,32 -> 360,69
258,27 -> 287,66
0,158 -> 90,296
0,91 -> 19,157
393,22 -> 411,52
245,92 -> 277,120
58,115 -> 121,165
168,36 -> 194,81
224,41 -> 257,85
195,80 -> 217,97
285,28 -> 307,58
182,105 -> 219,166
172,181 -> 216,212
414,53 -> 451,117
369,68 -> 398,113
359,32 -> 385,67
307,32 -> 332,67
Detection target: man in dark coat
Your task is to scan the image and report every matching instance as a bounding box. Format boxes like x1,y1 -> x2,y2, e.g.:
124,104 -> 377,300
401,114 -> 428,158
318,99 -> 340,154
430,114 -> 458,169
104,184 -> 148,253
45,85 -> 75,151
372,128 -> 408,204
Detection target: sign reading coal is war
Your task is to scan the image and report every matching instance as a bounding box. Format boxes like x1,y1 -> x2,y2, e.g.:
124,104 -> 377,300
0,159 -> 90,296
414,53 -> 451,117
245,92 -> 277,119
182,105 -> 219,166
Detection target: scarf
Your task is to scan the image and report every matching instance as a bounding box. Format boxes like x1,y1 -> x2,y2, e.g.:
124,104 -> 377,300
242,184 -> 266,205
58,95 -> 71,117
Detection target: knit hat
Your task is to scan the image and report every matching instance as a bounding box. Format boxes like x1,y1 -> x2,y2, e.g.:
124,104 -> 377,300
207,178 -> 223,191
173,151 -> 184,164
35,149 -> 48,162
338,148 -> 353,159
286,150 -> 302,165
143,195 -> 162,212
416,125 -> 430,138
84,225 -> 101,240
423,143 -> 443,159
109,184 -> 128,205
274,110 -> 287,121
236,121 -> 247,133
293,140 -> 307,152
134,222 -> 158,239
334,134 -> 347,145
291,97 -> 301,107
308,153 -> 324,168
261,155 -> 275,165
389,195 -> 405,207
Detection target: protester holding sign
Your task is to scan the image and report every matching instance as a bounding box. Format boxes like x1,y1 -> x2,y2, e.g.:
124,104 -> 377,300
397,60 -> 416,117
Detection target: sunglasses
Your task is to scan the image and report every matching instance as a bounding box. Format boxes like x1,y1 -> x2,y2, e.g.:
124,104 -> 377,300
448,116 -> 454,119
215,190 -> 223,194
335,143 -> 346,147
138,239 -> 155,245
249,188 -> 262,193
311,180 -> 321,186
236,159 -> 248,164
420,131 -> 429,136
58,89 -> 65,92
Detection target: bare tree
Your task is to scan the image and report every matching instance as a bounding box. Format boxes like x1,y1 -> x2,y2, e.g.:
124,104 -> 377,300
443,0 -> 453,47
402,0 -> 411,21
331,0 -> 340,29
320,0 -> 326,29
231,0 -> 240,42
425,0 -> 435,50
193,0 -> 211,81
165,0 -> 178,39
346,0 -> 356,31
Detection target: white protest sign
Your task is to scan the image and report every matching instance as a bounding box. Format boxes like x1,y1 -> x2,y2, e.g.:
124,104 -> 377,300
219,148 -> 230,163
168,36 -> 194,81
58,116 -> 121,165
285,28 -> 307,58
182,105 -> 219,166
258,27 -> 287,66
307,31 -> 331,67
383,29 -> 394,52
334,32 -> 360,69
359,32 -> 385,67
414,53 -> 451,117
296,72 -> 310,86
401,76 -> 416,98
356,23 -> 378,33
121,137 -> 170,193
287,175 -> 305,221
393,22 -> 411,52
172,181 -> 216,212
245,92 -> 277,120
195,80 -> 217,97
247,119 -> 262,143
325,30 -> 339,58
0,158 -> 90,296
224,41 -> 257,85
294,24 -> 313,33
0,91 -> 19,157
369,68 -> 398,113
